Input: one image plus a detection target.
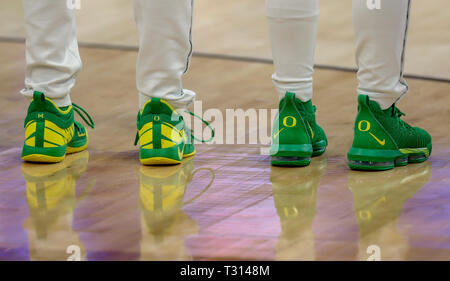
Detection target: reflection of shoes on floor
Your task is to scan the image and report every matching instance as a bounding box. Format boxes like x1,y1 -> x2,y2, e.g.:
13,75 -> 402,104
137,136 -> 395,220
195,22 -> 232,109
65,150 -> 90,182
139,158 -> 196,239
270,92 -> 327,167
139,158 -> 198,260
270,157 -> 327,260
348,161 -> 432,260
348,95 -> 432,171
21,150 -> 89,260
21,91 -> 94,163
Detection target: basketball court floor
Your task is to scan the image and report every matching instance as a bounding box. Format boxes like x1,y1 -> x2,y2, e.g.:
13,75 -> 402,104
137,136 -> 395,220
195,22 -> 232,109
0,0 -> 449,260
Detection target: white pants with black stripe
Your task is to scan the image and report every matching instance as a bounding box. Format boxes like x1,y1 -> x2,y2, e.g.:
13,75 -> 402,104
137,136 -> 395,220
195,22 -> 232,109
21,0 -> 195,109
267,0 -> 411,109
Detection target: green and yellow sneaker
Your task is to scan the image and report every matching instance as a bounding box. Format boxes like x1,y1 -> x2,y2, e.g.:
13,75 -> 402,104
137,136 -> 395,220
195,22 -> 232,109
135,98 -> 213,165
348,95 -> 432,171
22,91 -> 94,163
270,92 -> 327,166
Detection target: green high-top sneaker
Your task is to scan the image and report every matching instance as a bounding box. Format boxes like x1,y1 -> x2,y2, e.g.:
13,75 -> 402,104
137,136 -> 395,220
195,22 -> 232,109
270,92 -> 327,166
348,95 -> 432,171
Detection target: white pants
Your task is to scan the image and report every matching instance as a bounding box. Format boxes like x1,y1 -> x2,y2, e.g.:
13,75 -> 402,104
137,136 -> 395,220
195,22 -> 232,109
21,0 -> 195,109
267,0 -> 411,109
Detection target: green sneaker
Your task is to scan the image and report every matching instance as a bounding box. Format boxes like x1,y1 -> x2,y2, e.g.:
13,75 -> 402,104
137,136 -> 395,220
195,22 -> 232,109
135,98 -> 213,165
270,92 -> 327,166
348,95 -> 432,171
22,91 -> 95,163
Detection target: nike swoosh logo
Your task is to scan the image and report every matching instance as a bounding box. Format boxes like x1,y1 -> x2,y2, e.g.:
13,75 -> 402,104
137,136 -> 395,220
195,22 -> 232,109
369,132 -> 385,146
307,121 -> 314,139
273,128 -> 285,139
178,147 -> 183,160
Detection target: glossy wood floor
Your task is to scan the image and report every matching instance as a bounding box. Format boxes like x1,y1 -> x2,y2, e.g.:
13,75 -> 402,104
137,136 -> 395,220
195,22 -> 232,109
0,1 -> 450,261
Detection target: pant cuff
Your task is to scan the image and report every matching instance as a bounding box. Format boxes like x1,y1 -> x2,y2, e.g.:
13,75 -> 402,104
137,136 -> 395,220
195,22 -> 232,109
139,89 -> 196,110
358,89 -> 405,110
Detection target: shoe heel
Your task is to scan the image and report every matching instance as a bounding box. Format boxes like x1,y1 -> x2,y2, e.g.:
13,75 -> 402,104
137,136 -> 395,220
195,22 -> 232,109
21,144 -> 66,163
140,144 -> 184,165
270,144 -> 312,167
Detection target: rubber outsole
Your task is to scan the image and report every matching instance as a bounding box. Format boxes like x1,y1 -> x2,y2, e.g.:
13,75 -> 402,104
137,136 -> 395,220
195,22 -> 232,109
22,144 -> 66,163
21,154 -> 65,163
348,146 -> 431,171
184,149 -> 196,158
140,157 -> 182,165
22,135 -> 89,163
67,132 -> 89,154
270,143 -> 326,167
271,156 -> 311,167
67,139 -> 89,154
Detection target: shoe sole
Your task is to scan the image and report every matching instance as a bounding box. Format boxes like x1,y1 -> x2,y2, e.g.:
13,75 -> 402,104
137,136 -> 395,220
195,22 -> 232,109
184,149 -> 196,158
67,143 -> 88,154
140,152 -> 195,165
22,137 -> 89,163
140,144 -> 185,166
347,146 -> 431,171
270,141 -> 327,167
270,144 -> 313,167
21,154 -> 65,163
312,140 -> 327,157
67,132 -> 89,154
22,144 -> 66,163
140,157 -> 182,165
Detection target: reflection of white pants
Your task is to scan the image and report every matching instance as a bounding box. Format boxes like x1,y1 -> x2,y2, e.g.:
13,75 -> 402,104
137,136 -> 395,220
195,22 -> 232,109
21,0 -> 195,109
267,0 -> 411,109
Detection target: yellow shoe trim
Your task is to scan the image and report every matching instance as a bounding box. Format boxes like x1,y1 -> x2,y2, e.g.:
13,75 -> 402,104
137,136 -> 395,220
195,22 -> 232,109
45,98 -> 72,114
399,147 -> 430,157
22,154 -> 65,163
67,134 -> 89,154
184,149 -> 196,158
25,121 -> 36,139
140,157 -> 181,165
25,136 -> 35,147
67,142 -> 88,154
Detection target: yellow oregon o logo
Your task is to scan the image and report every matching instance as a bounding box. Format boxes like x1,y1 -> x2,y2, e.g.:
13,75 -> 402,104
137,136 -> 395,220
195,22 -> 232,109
154,116 -> 160,121
359,210 -> 372,221
283,116 -> 297,127
358,120 -> 371,132
283,207 -> 299,217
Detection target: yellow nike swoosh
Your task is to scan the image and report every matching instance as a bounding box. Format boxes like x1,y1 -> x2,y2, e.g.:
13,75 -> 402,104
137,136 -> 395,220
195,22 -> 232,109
369,132 -> 385,146
273,128 -> 285,139
178,147 -> 183,160
307,121 -> 314,139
